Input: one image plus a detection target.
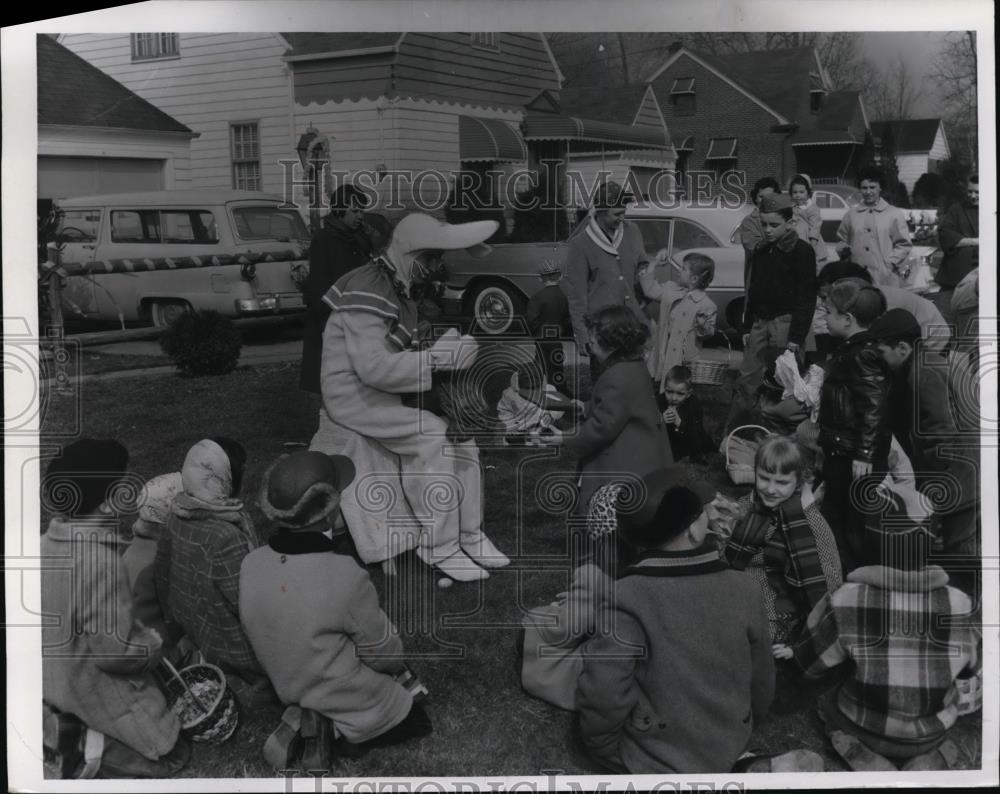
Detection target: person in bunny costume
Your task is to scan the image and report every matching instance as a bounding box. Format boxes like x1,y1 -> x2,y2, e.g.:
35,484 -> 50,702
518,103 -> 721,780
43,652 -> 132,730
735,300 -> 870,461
311,213 -> 510,582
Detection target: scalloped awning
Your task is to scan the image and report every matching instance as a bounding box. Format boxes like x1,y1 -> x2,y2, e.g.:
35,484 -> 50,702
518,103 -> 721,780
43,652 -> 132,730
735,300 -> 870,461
522,112 -> 669,149
458,116 -> 528,163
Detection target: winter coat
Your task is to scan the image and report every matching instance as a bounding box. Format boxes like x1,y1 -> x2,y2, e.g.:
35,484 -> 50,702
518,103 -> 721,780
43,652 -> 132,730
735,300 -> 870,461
935,199 -> 978,288
792,200 -> 827,266
300,217 -> 372,393
564,357 -> 673,516
239,531 -> 413,743
576,548 -> 774,774
836,199 -> 912,286
154,440 -> 262,675
743,229 -> 818,346
564,217 -> 650,348
42,516 -> 180,760
525,283 -> 572,339
817,331 -> 892,464
638,272 -> 718,390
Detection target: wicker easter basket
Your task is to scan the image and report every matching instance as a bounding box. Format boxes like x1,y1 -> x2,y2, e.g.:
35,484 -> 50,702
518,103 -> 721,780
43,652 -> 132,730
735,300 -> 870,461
723,424 -> 772,485
162,659 -> 239,744
689,333 -> 737,386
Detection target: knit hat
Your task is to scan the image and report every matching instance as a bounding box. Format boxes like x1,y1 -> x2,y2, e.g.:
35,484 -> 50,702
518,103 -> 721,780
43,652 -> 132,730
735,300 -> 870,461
862,482 -> 934,570
616,467 -> 716,549
759,192 -> 793,214
137,472 -> 183,525
259,451 -> 356,532
537,259 -> 562,277
868,308 -> 922,345
44,439 -> 129,517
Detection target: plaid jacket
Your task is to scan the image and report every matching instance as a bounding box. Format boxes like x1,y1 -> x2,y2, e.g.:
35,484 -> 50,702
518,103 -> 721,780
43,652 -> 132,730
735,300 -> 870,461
793,565 -> 979,742
155,493 -> 262,674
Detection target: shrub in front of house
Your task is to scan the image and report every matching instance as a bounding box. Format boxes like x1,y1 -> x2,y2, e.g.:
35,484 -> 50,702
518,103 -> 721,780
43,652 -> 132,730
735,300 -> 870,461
160,310 -> 242,376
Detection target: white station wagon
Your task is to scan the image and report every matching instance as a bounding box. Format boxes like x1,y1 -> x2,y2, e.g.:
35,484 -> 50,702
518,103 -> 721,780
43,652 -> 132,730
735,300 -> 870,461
51,190 -> 311,327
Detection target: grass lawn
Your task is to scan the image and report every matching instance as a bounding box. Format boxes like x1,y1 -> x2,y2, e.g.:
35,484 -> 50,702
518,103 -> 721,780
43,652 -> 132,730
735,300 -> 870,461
38,361 -> 983,778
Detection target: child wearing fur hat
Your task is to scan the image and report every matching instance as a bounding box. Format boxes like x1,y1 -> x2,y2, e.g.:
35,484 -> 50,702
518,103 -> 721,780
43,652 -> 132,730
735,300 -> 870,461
241,451 -> 431,766
576,469 -> 774,774
154,437 -> 274,709
784,483 -> 980,771
723,436 -> 843,645
42,440 -> 189,778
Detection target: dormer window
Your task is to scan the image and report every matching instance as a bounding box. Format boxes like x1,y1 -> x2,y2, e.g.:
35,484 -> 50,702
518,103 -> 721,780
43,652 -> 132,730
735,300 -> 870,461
670,77 -> 695,116
810,90 -> 825,114
470,33 -> 499,51
130,33 -> 179,61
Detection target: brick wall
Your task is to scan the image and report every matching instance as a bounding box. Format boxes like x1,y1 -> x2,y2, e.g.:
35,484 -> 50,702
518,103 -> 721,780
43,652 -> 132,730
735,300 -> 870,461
650,53 -> 793,199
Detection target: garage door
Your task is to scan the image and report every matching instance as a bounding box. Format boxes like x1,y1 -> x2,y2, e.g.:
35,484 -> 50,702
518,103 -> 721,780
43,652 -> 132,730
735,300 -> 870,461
38,156 -> 164,200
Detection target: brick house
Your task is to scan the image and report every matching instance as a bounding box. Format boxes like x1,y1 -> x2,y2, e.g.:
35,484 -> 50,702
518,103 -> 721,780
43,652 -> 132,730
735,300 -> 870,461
645,44 -> 870,198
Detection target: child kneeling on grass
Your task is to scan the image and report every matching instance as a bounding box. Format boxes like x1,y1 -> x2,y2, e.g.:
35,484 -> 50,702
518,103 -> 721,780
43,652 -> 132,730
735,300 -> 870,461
241,451 -> 431,770
780,483 -> 981,771
575,469 -> 774,774
723,436 -> 843,646
42,440 -> 189,779
658,365 -> 715,463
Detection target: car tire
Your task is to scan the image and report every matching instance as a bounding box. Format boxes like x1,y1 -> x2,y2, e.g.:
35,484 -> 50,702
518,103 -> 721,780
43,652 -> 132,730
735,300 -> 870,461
151,300 -> 191,328
468,282 -> 526,336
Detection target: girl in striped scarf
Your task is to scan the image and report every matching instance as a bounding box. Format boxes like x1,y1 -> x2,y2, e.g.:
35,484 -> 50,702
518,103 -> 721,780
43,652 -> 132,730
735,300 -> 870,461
721,436 -> 843,644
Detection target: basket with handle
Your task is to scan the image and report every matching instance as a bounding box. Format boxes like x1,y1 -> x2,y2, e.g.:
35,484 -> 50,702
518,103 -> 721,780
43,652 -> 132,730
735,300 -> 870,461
689,333 -> 737,386
161,658 -> 239,744
723,424 -> 772,485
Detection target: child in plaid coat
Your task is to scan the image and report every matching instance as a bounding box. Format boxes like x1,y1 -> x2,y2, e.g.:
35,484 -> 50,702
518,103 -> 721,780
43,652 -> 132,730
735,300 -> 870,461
783,483 -> 980,771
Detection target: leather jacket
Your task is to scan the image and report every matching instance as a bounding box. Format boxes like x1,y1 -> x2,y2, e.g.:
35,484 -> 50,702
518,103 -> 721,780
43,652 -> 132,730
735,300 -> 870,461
818,331 -> 892,463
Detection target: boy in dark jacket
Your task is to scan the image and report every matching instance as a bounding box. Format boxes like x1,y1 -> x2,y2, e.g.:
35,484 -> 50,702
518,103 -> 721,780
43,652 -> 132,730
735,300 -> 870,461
658,365 -> 715,462
576,469 -> 774,774
740,192 -> 818,382
817,280 -> 892,573
525,259 -> 572,394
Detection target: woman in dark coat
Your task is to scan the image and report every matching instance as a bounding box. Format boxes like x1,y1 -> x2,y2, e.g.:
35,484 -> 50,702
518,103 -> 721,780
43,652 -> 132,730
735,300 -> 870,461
546,304 -> 673,517
299,184 -> 372,394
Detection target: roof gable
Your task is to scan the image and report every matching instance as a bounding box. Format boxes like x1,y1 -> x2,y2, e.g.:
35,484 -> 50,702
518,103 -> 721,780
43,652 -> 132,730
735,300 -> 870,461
870,119 -> 943,153
37,34 -> 192,134
557,82 -> 649,124
701,47 -> 815,123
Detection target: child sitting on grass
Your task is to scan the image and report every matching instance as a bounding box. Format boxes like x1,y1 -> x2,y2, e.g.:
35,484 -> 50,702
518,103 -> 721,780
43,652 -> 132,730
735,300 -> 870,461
658,365 -> 715,462
638,251 -> 719,397
575,468 -> 774,774
242,451 -> 431,770
783,483 -> 980,771
722,436 -> 843,646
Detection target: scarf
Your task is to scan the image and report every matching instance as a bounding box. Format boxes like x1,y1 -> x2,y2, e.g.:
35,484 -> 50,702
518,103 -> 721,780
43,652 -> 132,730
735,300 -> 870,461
725,493 -> 829,614
585,214 -> 624,255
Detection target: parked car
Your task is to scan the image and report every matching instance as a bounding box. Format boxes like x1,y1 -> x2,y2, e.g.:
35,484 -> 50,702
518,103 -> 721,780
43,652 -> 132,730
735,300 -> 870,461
441,194 -> 940,336
50,190 -> 311,327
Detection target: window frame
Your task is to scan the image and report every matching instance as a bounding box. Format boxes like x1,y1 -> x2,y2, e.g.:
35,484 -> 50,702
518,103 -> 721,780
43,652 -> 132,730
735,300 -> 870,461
109,209 -> 219,245
130,33 -> 180,62
230,121 -> 263,192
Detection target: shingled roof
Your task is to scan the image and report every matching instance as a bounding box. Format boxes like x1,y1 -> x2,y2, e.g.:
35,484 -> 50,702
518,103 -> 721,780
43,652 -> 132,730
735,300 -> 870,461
556,82 -> 650,125
37,34 -> 192,134
281,32 -> 401,56
870,119 -> 943,153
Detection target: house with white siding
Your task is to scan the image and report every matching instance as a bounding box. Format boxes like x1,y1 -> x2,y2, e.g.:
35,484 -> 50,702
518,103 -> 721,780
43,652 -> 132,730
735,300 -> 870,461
870,118 -> 951,195
55,32 -> 675,231
38,35 -> 195,209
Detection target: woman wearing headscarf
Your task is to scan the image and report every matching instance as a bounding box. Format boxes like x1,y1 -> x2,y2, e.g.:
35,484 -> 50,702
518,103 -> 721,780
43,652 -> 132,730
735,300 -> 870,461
311,213 -> 511,582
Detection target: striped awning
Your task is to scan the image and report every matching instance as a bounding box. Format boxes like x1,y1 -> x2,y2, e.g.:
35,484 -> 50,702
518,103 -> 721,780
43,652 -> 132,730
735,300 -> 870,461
675,135 -> 694,151
522,112 -> 669,149
671,77 -> 695,94
791,128 -> 862,147
705,137 -> 737,159
458,116 -> 528,163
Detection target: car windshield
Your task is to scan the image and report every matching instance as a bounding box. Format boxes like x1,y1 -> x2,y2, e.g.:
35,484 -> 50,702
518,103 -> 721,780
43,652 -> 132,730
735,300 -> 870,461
232,207 -> 310,242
